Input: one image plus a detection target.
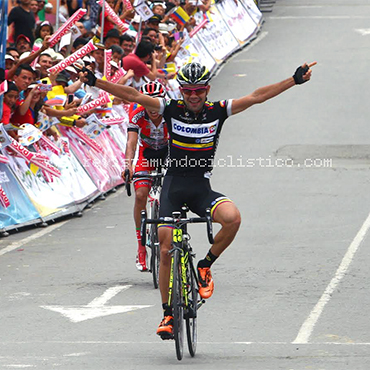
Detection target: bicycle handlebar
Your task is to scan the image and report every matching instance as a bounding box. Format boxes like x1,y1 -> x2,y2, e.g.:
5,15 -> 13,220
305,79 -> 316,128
140,208 -> 214,246
124,170 -> 164,197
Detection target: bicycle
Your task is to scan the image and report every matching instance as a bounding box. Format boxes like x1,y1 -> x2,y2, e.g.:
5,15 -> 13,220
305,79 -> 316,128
124,168 -> 164,289
140,206 -> 214,360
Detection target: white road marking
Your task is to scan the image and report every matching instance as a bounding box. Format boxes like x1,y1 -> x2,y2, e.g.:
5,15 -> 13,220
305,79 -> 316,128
269,16 -> 370,20
41,285 -> 152,323
293,212 -> 370,344
0,221 -> 69,257
355,28 -> 370,36
3,341 -> 370,345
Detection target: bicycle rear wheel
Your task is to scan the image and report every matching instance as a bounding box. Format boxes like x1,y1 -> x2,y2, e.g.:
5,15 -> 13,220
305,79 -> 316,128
172,249 -> 184,361
150,200 -> 160,289
185,262 -> 198,357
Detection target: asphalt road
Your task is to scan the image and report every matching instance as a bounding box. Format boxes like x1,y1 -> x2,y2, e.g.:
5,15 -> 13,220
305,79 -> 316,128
2,1 -> 370,369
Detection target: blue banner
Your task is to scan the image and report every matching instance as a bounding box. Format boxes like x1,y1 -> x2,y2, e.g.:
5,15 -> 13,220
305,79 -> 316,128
0,0 -> 8,119
0,164 -> 40,229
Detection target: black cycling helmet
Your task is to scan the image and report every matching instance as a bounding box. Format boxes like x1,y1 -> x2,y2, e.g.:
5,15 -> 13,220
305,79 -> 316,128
139,81 -> 166,98
176,62 -> 211,86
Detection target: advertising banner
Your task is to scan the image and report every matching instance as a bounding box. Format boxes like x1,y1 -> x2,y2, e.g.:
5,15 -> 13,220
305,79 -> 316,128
0,163 -> 40,229
4,143 -> 98,217
240,0 -> 263,26
196,5 -> 239,63
0,0 -> 8,119
58,126 -> 125,193
217,0 -> 258,46
186,33 -> 217,73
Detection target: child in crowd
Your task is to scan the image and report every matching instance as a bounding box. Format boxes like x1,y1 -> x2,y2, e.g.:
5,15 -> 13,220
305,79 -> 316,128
34,21 -> 54,44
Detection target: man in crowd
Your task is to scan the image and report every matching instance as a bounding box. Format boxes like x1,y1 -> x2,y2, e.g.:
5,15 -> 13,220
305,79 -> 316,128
37,53 -> 53,79
8,0 -> 36,45
122,39 -> 158,85
13,64 -> 35,95
104,29 -> 121,48
16,35 -> 32,54
120,34 -> 135,57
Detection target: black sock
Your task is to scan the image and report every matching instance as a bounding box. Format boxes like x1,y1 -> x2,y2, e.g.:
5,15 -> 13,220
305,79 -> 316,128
197,249 -> 218,268
162,303 -> 172,317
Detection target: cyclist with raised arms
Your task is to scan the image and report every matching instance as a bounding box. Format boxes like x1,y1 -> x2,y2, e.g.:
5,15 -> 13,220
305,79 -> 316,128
124,81 -> 168,272
80,60 -> 316,339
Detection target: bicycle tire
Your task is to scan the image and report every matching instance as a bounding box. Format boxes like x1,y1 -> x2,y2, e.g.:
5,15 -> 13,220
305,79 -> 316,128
172,249 -> 184,361
186,261 -> 198,357
150,200 -> 160,289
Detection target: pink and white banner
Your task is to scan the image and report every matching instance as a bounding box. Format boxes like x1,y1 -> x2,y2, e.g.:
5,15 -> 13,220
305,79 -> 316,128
97,0 -> 129,32
47,40 -> 97,74
104,49 -> 112,81
49,9 -> 87,47
77,92 -> 111,114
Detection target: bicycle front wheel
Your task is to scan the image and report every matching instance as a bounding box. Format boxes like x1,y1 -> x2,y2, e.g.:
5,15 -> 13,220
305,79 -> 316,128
150,200 -> 160,289
186,263 -> 199,357
172,249 -> 184,361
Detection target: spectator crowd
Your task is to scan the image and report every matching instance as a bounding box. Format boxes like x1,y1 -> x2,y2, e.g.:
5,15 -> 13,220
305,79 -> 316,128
2,0 -> 213,142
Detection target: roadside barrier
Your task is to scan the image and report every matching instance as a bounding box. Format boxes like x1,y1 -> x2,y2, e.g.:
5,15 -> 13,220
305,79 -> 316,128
0,0 -> 263,235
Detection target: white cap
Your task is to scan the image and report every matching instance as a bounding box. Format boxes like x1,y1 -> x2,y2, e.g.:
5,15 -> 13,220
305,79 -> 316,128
41,48 -> 56,59
27,83 -> 38,89
167,22 -> 176,33
158,23 -> 169,35
54,53 -> 64,61
110,60 -> 119,69
66,66 -> 78,74
82,55 -> 91,63
132,14 -> 141,23
5,54 -> 15,61
20,51 -> 31,59
45,3 -> 53,8
152,1 -> 166,8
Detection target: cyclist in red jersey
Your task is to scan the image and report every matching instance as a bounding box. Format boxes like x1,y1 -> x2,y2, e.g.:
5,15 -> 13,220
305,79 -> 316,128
125,81 -> 169,271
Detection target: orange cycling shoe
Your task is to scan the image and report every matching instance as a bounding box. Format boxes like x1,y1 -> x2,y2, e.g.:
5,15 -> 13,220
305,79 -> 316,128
156,316 -> 174,340
198,267 -> 214,299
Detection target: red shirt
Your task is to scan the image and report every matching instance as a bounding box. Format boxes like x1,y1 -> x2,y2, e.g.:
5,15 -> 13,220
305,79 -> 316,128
2,103 -> 11,124
10,100 -> 35,125
122,54 -> 150,78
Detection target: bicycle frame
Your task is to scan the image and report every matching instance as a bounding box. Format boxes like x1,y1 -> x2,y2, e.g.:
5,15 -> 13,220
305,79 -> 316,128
168,229 -> 191,309
141,208 -> 214,360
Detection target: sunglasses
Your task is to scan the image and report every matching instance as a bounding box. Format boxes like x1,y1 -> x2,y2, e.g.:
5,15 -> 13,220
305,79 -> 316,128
180,86 -> 208,95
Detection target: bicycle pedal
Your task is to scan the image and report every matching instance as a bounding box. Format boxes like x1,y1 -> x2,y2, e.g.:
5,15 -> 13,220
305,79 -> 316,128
158,332 -> 174,341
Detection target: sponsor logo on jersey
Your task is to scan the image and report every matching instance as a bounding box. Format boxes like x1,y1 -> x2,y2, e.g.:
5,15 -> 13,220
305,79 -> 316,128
220,100 -> 226,108
171,118 -> 219,138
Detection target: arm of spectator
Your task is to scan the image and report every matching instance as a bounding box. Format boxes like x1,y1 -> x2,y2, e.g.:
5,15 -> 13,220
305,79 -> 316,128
118,69 -> 134,86
64,79 -> 83,94
199,0 -> 211,12
156,46 -> 167,68
45,127 -> 60,140
6,36 -> 51,80
145,53 -> 159,81
43,106 -> 78,117
185,17 -> 196,32
158,32 -> 166,48
49,72 -> 57,86
18,88 -> 37,116
114,0 -> 122,13
166,38 -> 184,62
